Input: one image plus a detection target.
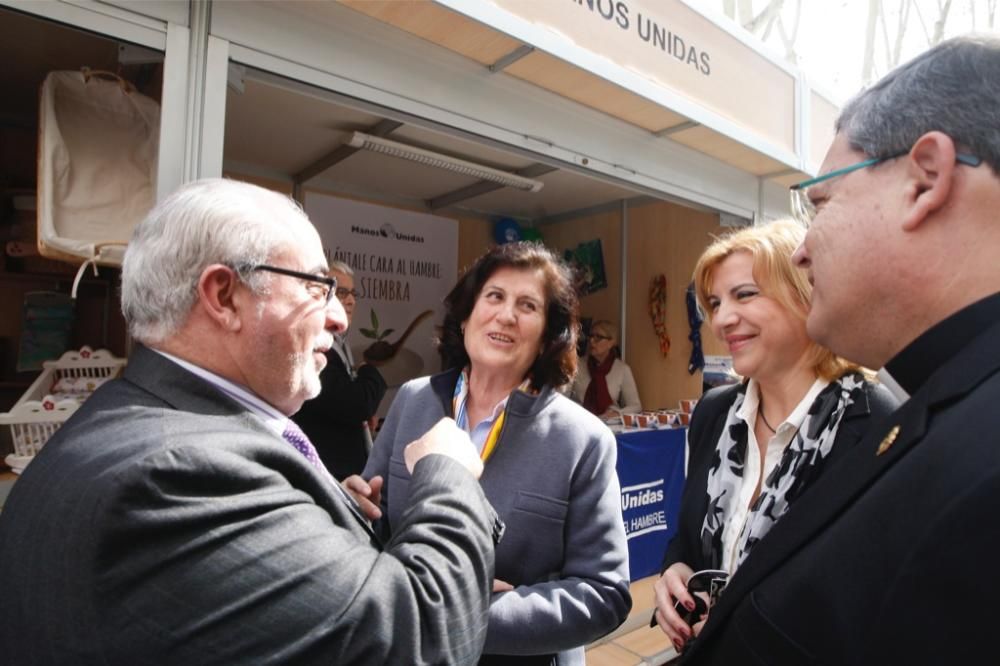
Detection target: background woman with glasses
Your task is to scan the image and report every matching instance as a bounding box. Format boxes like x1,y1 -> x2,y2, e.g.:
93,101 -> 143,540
569,319 -> 641,420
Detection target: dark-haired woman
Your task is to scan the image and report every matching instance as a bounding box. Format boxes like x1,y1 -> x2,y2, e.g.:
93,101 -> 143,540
361,242 -> 631,665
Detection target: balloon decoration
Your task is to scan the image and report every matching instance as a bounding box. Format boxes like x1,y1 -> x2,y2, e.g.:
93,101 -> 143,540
520,226 -> 543,242
493,218 -> 522,244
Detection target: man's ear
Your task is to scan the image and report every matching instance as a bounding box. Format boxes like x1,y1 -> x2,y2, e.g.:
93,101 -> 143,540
197,264 -> 243,332
901,131 -> 956,231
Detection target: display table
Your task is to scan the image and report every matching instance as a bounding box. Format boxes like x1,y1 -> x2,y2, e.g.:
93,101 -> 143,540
615,427 -> 687,581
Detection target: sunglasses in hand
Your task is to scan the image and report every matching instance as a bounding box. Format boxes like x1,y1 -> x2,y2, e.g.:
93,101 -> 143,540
672,569 -> 729,626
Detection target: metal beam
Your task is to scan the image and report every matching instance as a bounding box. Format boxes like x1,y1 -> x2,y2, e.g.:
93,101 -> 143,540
488,44 -> 534,73
427,181 -> 504,211
293,118 -> 402,184
427,164 -> 557,210
759,167 -> 800,180
535,195 -> 657,226
655,120 -> 700,137
620,199 -> 629,363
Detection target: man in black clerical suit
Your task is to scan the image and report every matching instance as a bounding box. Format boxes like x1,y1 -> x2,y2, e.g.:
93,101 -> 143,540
294,260 -> 387,480
682,35 -> 1000,665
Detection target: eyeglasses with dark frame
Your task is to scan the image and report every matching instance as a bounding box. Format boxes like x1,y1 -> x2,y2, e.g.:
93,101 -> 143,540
236,264 -> 338,305
589,333 -> 613,342
335,287 -> 360,300
790,151 -> 982,228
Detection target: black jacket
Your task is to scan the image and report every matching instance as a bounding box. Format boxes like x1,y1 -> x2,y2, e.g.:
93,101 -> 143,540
662,376 -> 897,577
293,349 -> 386,480
683,293 -> 1000,665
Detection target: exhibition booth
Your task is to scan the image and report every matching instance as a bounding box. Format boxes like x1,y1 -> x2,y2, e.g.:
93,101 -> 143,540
0,0 -> 842,418
0,3 -> 842,591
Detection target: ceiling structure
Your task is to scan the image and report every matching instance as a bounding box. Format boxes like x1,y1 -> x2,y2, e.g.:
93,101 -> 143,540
336,0 -> 807,181
0,7 -> 651,226
2,3 -> 775,227
222,67 -> 660,224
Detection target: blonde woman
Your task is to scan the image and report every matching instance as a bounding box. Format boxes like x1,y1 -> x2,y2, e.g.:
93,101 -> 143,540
652,220 -> 897,653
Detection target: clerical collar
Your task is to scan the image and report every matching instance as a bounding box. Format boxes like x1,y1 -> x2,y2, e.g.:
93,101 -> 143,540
885,291 -> 1000,396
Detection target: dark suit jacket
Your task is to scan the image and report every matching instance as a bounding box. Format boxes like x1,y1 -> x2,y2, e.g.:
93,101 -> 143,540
0,344 -> 496,665
683,312 -> 1000,664
662,377 -> 897,575
294,348 -> 386,480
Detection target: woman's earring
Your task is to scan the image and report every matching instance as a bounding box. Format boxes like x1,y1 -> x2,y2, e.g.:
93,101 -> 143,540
460,324 -> 466,335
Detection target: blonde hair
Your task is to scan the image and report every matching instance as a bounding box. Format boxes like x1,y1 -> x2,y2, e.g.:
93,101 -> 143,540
692,219 -> 860,381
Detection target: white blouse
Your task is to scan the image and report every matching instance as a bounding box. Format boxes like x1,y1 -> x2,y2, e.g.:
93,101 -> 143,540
720,376 -> 829,574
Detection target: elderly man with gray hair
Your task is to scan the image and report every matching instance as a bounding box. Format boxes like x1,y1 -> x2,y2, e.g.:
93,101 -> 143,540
0,178 -> 501,665
678,35 -> 1000,665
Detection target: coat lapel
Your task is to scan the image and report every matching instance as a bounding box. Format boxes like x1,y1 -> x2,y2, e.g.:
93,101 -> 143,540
430,367 -> 462,417
124,344 -> 379,540
691,320 -> 1000,654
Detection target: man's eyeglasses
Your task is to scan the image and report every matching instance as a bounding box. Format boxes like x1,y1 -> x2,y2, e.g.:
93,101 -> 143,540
238,264 -> 337,305
589,333 -> 613,342
790,151 -> 982,228
335,287 -> 360,300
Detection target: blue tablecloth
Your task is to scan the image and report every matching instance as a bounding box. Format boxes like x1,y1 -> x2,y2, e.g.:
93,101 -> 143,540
615,427 -> 687,581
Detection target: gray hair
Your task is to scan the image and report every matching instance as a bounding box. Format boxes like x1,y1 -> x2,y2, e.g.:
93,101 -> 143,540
837,34 -> 1000,174
329,259 -> 353,276
591,319 -> 618,341
121,178 -> 310,343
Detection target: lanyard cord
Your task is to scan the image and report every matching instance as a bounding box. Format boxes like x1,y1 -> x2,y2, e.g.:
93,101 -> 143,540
453,369 -> 532,463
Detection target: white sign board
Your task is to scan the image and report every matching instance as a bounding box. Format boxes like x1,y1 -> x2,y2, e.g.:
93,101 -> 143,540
305,194 -> 458,414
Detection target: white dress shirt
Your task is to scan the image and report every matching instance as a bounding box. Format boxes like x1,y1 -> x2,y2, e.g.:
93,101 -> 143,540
720,376 -> 828,574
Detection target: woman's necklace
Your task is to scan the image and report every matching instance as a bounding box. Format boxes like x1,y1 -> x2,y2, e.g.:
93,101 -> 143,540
757,398 -> 778,434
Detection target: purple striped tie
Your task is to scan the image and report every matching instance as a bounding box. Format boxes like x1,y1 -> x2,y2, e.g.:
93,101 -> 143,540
282,420 -> 332,478
282,420 -> 368,521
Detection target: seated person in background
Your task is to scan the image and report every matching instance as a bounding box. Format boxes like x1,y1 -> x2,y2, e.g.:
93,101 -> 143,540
652,219 -> 897,654
0,178 -> 500,665
569,319 -> 641,418
355,242 -> 631,665
294,260 -> 387,480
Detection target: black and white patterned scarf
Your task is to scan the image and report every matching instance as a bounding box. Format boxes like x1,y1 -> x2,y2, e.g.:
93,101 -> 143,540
700,373 -> 867,571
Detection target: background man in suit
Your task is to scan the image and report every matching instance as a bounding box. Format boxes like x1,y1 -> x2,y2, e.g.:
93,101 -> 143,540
680,35 -> 1000,664
0,178 -> 500,665
294,260 -> 387,480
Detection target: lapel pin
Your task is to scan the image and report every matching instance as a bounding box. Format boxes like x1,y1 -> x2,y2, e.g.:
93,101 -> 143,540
876,425 -> 900,456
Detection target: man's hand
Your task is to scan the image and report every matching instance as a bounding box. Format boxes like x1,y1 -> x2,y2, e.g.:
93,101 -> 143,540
342,474 -> 383,521
404,418 -> 483,479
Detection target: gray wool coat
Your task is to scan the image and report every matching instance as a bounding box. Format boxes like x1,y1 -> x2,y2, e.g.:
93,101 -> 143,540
364,368 -> 632,665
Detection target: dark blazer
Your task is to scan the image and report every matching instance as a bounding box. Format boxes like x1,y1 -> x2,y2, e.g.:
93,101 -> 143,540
0,344 -> 496,665
683,317 -> 1000,664
662,376 -> 898,576
293,347 -> 386,480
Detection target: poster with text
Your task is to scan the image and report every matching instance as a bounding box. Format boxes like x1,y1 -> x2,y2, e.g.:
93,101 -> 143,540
305,194 -> 458,417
